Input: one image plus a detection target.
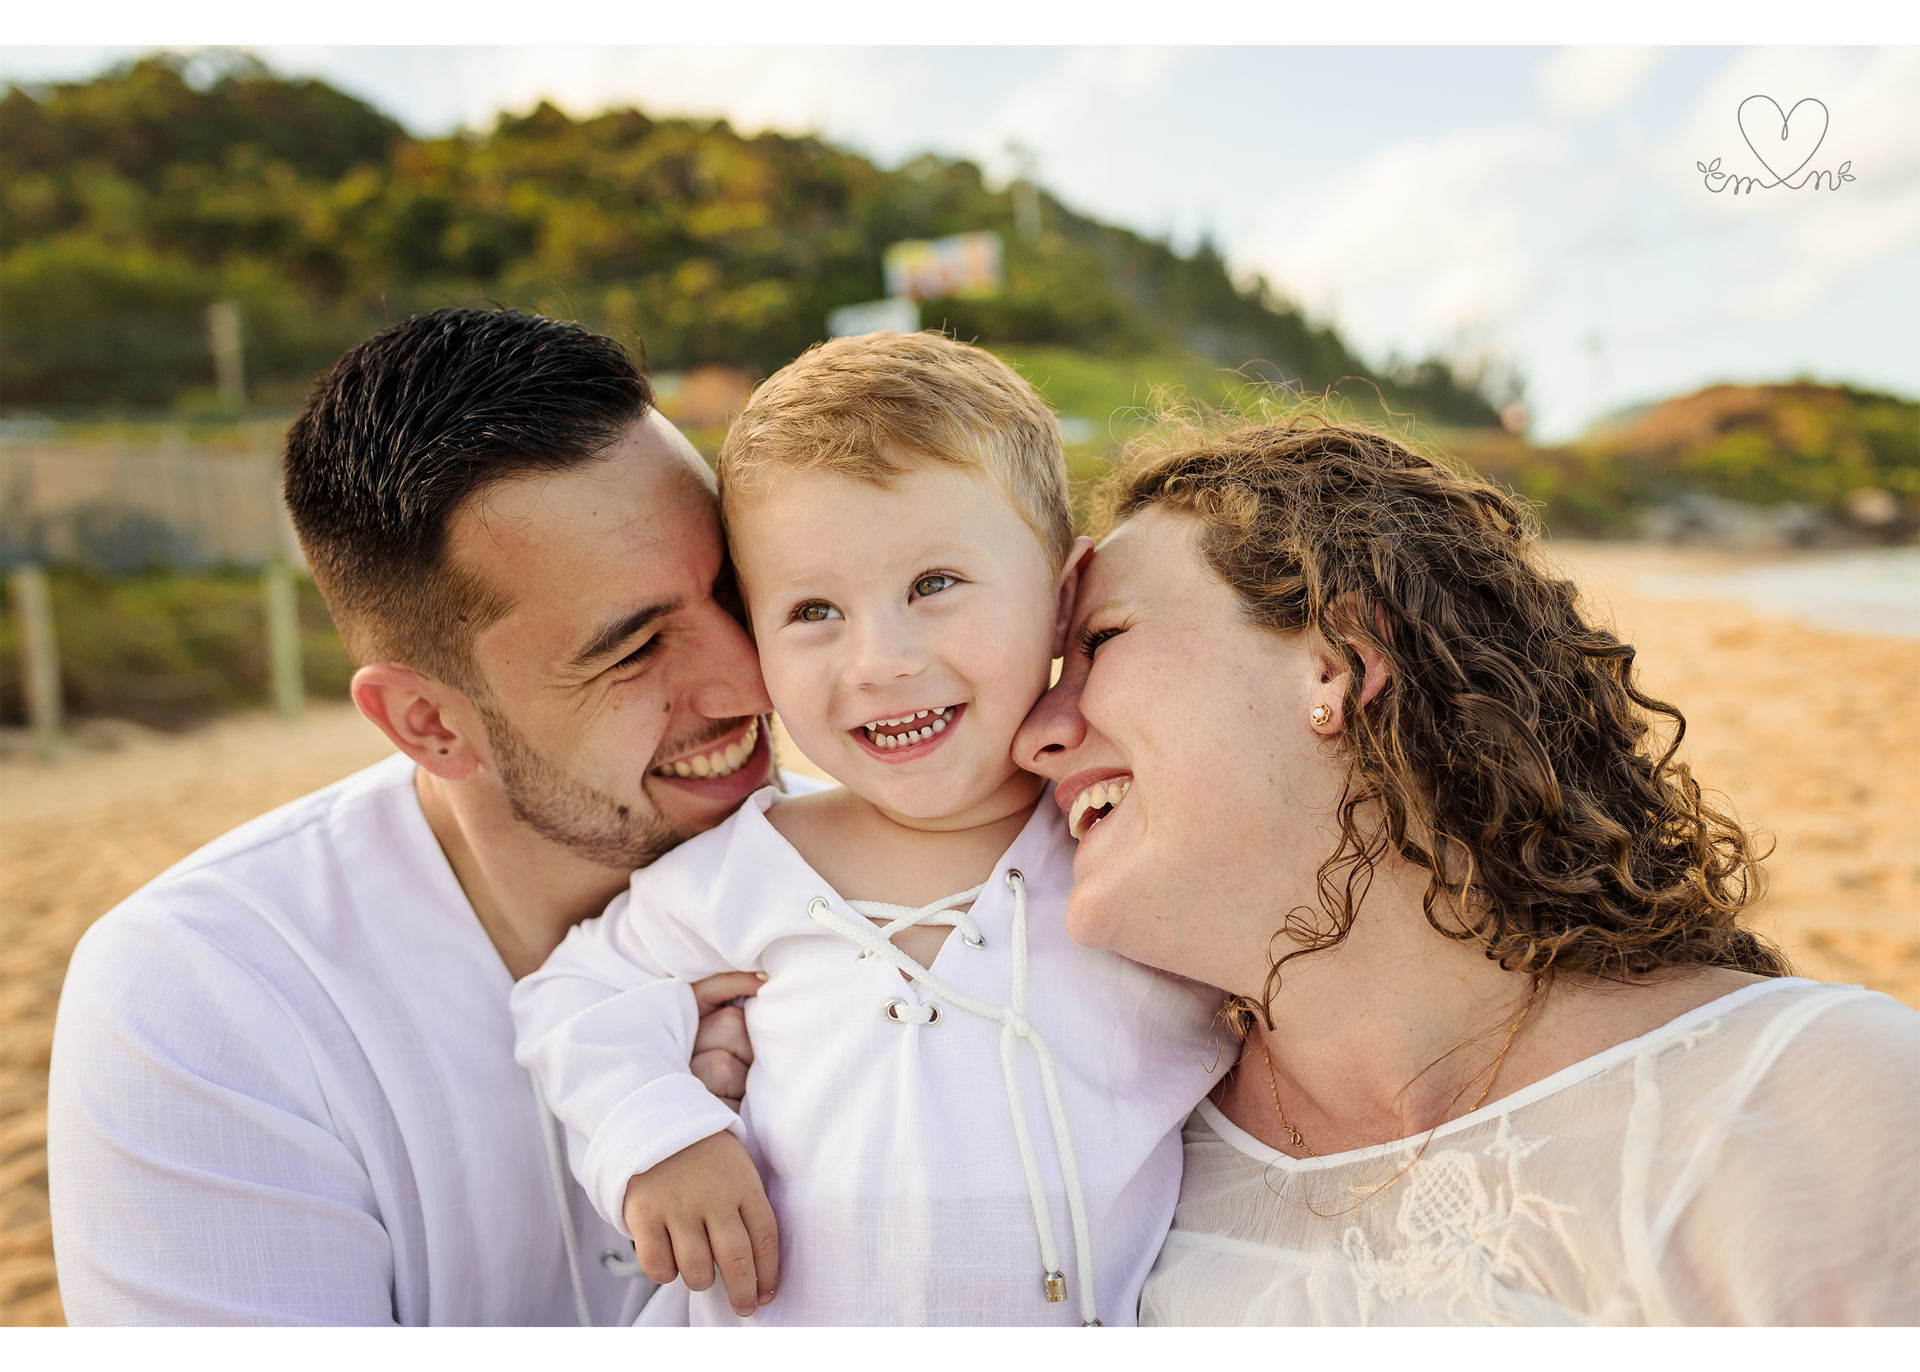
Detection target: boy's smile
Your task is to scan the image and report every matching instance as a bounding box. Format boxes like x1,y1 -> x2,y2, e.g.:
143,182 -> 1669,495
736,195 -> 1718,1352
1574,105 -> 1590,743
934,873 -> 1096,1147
854,702 -> 964,757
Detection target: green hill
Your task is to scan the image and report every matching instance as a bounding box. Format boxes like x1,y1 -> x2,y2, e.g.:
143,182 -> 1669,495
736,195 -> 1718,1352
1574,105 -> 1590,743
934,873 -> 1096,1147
1,51 -> 1497,424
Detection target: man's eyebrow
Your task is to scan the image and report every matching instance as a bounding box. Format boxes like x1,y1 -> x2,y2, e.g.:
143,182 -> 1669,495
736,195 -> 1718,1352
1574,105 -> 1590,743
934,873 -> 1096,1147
570,599 -> 681,671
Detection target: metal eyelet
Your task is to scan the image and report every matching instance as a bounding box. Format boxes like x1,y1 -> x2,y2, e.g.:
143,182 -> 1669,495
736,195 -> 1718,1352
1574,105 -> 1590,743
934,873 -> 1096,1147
962,932 -> 987,950
1004,868 -> 1025,889
883,998 -> 941,1025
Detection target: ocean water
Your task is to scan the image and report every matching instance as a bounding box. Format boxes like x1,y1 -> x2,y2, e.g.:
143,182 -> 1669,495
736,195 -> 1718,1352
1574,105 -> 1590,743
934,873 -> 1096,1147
1633,547 -> 1920,641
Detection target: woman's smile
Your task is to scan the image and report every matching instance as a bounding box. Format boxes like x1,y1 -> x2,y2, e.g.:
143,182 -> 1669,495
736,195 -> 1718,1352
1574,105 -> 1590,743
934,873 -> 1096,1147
1059,770 -> 1133,840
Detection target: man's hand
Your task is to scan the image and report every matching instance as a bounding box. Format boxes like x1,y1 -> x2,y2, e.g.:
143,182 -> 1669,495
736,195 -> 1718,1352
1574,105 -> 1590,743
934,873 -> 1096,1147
688,971 -> 762,1110
624,1132 -> 778,1318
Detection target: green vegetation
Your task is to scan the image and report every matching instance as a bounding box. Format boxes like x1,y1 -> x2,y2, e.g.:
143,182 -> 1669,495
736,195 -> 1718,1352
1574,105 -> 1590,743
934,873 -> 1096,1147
0,51 -> 1496,423
0,569 -> 352,729
1444,382 -> 1919,536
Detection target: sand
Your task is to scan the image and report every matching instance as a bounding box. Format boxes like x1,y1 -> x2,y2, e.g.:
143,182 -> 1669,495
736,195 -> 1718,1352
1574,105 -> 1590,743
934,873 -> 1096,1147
2,540 -> 1915,1326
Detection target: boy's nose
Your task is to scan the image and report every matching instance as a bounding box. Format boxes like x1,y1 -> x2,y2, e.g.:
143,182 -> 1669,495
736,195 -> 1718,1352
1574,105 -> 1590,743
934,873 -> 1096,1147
844,613 -> 928,686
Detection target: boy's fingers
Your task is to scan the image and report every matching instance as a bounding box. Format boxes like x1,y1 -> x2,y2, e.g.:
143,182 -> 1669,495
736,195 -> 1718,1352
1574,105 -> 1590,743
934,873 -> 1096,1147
690,971 -> 765,1014
668,1219 -> 716,1293
631,1222 -> 679,1287
692,1004 -> 753,1067
705,1213 -> 762,1318
690,1048 -> 749,1107
742,1191 -> 780,1305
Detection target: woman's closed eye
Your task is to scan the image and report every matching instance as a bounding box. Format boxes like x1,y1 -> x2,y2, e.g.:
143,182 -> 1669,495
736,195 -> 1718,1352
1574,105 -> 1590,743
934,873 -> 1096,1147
1076,624 -> 1123,659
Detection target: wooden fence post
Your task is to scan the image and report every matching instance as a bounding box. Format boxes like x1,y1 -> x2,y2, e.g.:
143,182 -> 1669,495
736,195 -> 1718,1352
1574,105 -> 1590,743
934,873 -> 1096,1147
8,564 -> 63,761
262,560 -> 304,721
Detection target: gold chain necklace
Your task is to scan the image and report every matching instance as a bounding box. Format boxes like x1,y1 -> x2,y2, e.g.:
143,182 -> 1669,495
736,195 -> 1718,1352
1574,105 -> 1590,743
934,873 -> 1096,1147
1258,979 -> 1540,1158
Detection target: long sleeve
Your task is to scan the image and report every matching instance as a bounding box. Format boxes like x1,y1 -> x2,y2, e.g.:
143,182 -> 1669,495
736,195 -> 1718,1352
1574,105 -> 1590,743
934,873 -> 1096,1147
48,912 -> 398,1326
1651,988 -> 1920,1325
511,886 -> 753,1233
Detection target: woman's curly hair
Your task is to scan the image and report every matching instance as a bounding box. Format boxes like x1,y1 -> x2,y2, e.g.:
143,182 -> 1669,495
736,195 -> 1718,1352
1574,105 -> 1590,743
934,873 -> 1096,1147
1101,416 -> 1788,1017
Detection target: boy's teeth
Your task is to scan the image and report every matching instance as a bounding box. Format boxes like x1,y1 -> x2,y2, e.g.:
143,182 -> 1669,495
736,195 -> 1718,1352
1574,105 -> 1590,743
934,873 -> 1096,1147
862,705 -> 955,748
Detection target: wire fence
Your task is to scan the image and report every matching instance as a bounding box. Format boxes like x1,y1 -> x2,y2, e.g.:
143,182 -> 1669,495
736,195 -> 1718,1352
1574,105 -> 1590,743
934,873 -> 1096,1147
1,433 -> 318,749
0,438 -> 302,574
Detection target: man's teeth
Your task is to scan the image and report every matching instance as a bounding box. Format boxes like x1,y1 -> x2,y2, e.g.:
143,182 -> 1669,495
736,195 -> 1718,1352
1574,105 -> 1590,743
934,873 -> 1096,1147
862,706 -> 955,749
650,718 -> 761,779
1068,778 -> 1131,840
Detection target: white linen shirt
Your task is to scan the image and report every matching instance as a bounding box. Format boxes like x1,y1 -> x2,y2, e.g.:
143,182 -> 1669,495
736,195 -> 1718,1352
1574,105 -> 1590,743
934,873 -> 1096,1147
47,754 -> 648,1326
1138,978 -> 1920,1325
513,785 -> 1229,1326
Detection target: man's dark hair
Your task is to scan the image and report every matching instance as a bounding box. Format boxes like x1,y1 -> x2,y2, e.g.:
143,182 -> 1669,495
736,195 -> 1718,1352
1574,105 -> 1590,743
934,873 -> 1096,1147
284,307 -> 652,691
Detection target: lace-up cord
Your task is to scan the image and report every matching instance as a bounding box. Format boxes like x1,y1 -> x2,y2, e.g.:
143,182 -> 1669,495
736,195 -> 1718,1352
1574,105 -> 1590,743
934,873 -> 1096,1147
845,884 -> 987,955
807,870 -> 1100,1326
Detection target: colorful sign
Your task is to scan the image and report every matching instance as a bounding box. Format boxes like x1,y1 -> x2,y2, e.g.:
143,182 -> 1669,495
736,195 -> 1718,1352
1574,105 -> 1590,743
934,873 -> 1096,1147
883,231 -> 1005,302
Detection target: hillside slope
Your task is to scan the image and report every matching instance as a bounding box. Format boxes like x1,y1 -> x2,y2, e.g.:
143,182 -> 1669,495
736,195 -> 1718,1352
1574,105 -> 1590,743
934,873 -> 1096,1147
1,52 -> 1495,423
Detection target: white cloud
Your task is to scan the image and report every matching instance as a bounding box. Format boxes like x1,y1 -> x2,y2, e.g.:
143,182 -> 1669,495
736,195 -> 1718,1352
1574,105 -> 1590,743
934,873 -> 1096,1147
968,47 -> 1178,183
1672,47 -> 1920,206
1538,46 -> 1662,116
1231,125 -> 1563,359
1667,47 -> 1920,322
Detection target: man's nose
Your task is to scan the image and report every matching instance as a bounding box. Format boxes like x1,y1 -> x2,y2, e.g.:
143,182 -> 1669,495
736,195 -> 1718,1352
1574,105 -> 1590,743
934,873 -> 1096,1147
1014,675 -> 1086,777
686,603 -> 773,719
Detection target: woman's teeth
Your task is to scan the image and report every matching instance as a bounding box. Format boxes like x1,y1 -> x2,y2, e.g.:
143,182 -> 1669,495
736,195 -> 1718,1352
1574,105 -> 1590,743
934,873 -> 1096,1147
1068,777 -> 1131,839
651,718 -> 760,779
862,706 -> 955,749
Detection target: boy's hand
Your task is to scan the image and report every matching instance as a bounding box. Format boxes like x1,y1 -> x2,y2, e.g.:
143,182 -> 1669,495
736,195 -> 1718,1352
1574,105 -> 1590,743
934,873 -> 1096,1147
624,1132 -> 779,1317
688,971 -> 763,1110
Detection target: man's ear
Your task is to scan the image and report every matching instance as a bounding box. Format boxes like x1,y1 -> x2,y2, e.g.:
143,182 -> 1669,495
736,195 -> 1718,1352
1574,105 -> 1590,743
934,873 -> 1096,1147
350,663 -> 487,781
1049,536 -> 1097,659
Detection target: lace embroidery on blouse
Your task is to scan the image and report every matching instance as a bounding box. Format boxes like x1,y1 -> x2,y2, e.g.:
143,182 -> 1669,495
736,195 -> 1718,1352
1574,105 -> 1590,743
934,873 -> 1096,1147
1333,1018 -> 1729,1324
1334,1116 -> 1579,1321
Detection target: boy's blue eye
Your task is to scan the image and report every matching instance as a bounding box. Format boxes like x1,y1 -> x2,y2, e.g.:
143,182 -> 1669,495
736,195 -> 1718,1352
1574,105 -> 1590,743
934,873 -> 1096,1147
793,601 -> 841,624
912,573 -> 957,599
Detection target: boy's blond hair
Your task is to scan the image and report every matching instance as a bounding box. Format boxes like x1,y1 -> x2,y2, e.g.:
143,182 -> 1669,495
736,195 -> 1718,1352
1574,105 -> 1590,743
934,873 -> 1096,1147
719,332 -> 1073,570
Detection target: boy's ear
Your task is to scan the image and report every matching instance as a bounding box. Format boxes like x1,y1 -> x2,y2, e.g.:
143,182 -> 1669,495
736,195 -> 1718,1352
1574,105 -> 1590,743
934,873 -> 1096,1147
350,663 -> 488,781
1048,536 -> 1097,659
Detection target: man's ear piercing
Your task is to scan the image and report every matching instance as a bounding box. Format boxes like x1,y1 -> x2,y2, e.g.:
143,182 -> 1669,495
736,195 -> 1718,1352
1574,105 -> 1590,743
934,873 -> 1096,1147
1310,704 -> 1332,727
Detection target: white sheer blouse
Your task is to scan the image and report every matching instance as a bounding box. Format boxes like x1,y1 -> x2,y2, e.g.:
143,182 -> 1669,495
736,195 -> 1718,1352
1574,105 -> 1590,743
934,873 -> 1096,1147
1139,978 -> 1920,1326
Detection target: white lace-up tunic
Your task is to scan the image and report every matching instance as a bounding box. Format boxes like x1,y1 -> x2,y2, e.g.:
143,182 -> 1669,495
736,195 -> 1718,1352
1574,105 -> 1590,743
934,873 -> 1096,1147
513,785 -> 1228,1326
1139,978 -> 1920,1326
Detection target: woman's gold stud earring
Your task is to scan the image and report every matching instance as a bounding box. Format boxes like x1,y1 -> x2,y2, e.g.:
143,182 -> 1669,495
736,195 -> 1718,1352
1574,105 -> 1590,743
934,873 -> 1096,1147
1310,705 -> 1332,726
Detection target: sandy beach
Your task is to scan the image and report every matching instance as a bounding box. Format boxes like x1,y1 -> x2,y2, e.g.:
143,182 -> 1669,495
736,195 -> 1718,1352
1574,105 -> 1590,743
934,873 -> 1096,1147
2,540 -> 1915,1326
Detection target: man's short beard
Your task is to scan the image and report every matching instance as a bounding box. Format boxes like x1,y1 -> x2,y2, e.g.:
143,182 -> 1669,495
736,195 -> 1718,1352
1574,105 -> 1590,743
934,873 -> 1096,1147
475,694 -> 694,871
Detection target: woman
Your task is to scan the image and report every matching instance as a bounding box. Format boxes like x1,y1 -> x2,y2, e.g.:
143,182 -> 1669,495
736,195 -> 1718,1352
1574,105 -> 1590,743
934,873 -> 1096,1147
1013,418 -> 1920,1324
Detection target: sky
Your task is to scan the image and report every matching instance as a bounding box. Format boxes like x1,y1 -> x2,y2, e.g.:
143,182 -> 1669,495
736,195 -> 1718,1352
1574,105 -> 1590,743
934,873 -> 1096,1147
4,37 -> 1916,440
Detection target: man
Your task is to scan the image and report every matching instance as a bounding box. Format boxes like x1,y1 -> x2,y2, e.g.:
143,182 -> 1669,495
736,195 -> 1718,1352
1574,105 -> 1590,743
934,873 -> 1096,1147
48,307 -> 787,1324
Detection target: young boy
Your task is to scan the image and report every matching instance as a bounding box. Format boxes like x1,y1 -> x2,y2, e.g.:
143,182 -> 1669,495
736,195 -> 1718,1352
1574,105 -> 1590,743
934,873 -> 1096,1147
512,332 -> 1225,1326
